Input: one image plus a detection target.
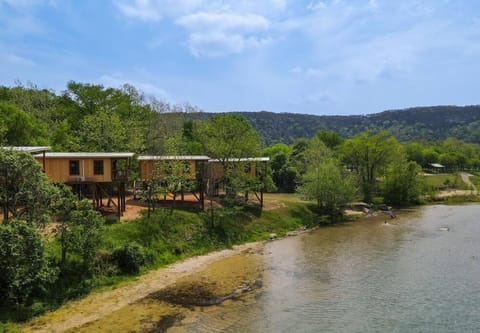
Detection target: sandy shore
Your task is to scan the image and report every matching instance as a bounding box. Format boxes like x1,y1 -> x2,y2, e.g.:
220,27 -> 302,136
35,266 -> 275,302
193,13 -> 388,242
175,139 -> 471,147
22,241 -> 265,333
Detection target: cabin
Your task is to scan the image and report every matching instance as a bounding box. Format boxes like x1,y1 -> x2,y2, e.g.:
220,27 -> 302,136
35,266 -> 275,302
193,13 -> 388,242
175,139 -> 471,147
34,152 -> 135,217
138,155 -> 210,181
205,157 -> 269,206
137,156 -> 210,207
137,156 -> 270,207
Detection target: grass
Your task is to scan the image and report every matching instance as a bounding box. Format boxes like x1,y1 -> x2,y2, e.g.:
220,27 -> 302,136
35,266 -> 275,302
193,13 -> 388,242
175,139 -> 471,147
1,194 -> 319,328
423,173 -> 470,190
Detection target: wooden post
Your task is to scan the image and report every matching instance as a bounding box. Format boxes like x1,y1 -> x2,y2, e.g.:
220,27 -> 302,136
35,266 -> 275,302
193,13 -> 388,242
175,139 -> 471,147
42,151 -> 46,172
117,182 -> 121,219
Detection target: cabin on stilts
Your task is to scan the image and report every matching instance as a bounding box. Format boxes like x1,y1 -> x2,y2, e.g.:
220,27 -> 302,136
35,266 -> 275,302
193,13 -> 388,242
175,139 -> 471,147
205,157 -> 269,207
34,152 -> 134,218
138,155 -> 210,208
137,155 -> 270,208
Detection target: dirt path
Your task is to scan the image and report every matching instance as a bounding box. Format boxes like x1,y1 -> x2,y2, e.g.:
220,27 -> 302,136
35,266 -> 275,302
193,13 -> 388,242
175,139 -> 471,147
460,172 -> 477,192
22,242 -> 265,333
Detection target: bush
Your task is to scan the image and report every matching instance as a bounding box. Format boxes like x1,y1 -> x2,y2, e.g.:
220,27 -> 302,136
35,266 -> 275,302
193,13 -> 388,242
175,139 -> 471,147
113,243 -> 148,275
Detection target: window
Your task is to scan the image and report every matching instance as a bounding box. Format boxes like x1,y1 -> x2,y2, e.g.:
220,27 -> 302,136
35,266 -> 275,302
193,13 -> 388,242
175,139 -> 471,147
94,160 -> 104,175
69,160 -> 80,175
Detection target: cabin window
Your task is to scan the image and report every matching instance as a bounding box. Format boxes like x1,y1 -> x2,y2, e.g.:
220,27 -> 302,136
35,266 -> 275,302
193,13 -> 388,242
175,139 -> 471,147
94,160 -> 104,175
69,160 -> 80,175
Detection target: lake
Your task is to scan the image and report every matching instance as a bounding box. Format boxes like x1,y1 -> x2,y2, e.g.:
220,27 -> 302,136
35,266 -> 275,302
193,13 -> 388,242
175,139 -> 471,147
172,204 -> 480,332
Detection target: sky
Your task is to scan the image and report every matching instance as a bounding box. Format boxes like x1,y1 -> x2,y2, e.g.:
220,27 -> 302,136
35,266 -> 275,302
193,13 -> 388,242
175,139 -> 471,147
1,0 -> 480,115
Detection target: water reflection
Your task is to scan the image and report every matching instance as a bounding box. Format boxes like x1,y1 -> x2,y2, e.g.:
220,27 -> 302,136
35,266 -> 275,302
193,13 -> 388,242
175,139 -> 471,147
178,205 -> 480,333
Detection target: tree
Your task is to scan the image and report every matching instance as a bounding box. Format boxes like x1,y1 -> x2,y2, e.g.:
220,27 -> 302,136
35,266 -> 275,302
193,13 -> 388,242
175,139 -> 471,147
198,113 -> 261,199
0,220 -> 58,306
0,101 -> 48,146
339,131 -> 400,202
315,129 -> 344,149
382,157 -> 425,206
0,149 -> 58,225
59,200 -> 104,271
297,158 -> 355,218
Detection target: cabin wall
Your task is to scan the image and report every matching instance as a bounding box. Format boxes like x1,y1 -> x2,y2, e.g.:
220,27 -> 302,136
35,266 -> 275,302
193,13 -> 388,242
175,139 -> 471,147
206,161 -> 264,179
139,160 -> 199,180
36,158 -> 113,183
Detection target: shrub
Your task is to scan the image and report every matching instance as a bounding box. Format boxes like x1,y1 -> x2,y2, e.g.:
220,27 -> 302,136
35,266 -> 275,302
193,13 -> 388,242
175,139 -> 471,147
113,243 -> 148,275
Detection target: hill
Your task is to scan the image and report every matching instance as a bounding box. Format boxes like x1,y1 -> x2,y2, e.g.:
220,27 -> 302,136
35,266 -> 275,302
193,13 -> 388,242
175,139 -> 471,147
187,106 -> 480,146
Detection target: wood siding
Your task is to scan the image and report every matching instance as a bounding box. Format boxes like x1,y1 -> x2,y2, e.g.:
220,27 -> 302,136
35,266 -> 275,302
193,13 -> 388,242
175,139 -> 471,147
36,157 -> 113,183
139,160 -> 200,180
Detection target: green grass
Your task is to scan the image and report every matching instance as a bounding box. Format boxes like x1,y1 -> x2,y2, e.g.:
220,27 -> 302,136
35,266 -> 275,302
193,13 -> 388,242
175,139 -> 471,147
1,196 -> 321,326
423,173 -> 470,190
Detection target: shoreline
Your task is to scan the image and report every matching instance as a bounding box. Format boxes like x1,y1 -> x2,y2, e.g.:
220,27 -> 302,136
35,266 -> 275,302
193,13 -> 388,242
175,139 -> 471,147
22,240 -> 266,333
19,201 -> 470,332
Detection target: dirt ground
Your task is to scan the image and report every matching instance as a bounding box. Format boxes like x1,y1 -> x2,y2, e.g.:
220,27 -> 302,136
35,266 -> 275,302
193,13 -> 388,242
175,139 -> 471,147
22,241 -> 265,333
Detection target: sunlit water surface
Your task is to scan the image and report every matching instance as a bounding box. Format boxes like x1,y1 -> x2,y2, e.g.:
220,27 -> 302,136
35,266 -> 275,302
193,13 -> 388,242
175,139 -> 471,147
175,205 -> 480,333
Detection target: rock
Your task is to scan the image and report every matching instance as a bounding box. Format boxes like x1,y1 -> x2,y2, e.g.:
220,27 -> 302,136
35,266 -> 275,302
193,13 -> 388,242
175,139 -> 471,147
439,227 -> 450,231
269,233 -> 278,240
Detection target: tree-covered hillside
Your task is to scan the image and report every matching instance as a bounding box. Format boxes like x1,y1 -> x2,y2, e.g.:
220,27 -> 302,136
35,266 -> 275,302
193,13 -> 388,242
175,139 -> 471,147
189,106 -> 480,146
1,82 -> 480,149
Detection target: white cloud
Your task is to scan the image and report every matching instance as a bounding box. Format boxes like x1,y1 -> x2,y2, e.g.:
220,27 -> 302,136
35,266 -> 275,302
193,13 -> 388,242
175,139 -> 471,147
177,12 -> 270,32
100,74 -> 171,100
1,53 -> 36,66
177,12 -> 271,57
114,0 -> 285,56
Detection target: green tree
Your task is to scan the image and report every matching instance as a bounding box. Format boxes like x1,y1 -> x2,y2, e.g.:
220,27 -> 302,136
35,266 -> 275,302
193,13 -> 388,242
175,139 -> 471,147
0,101 -> 48,146
315,129 -> 344,149
382,157 -> 424,206
198,113 -> 261,199
340,131 -> 400,202
0,149 -> 58,225
59,200 -> 104,271
297,158 -> 355,218
0,220 -> 58,306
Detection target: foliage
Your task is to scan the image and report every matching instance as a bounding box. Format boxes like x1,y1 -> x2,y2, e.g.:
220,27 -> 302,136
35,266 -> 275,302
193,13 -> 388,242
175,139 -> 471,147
0,150 -> 58,225
58,200 -> 105,272
0,220 -> 58,306
297,159 -> 355,217
382,157 -> 425,206
339,131 -> 400,202
113,243 -> 149,275
0,101 -> 48,146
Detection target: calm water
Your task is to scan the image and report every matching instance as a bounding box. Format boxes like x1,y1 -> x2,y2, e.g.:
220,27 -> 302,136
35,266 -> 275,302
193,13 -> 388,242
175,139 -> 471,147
177,204 -> 480,333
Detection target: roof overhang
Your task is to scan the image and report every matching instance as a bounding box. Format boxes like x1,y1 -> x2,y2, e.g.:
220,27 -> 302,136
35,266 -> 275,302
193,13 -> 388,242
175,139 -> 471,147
2,146 -> 51,153
138,155 -> 211,161
34,152 -> 135,159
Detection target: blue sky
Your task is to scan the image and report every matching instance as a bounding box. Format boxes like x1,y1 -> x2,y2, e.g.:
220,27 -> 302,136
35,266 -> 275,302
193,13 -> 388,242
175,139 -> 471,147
1,0 -> 480,115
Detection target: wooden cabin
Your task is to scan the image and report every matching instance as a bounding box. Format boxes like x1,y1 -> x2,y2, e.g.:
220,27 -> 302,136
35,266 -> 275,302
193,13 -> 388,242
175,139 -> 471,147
35,152 -> 134,183
138,156 -> 210,181
205,157 -> 269,180
34,152 -> 135,218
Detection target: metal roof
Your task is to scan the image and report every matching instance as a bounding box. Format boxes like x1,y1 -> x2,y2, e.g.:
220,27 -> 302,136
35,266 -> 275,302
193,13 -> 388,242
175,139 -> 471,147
429,163 -> 445,168
138,155 -> 211,161
34,152 -> 135,158
208,157 -> 270,162
1,146 -> 51,153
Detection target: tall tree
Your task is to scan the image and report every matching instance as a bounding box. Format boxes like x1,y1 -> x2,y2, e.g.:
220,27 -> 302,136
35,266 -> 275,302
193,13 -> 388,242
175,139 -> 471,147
297,158 -> 355,218
340,131 -> 400,202
198,113 -> 261,197
0,219 -> 58,306
0,150 -> 57,225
